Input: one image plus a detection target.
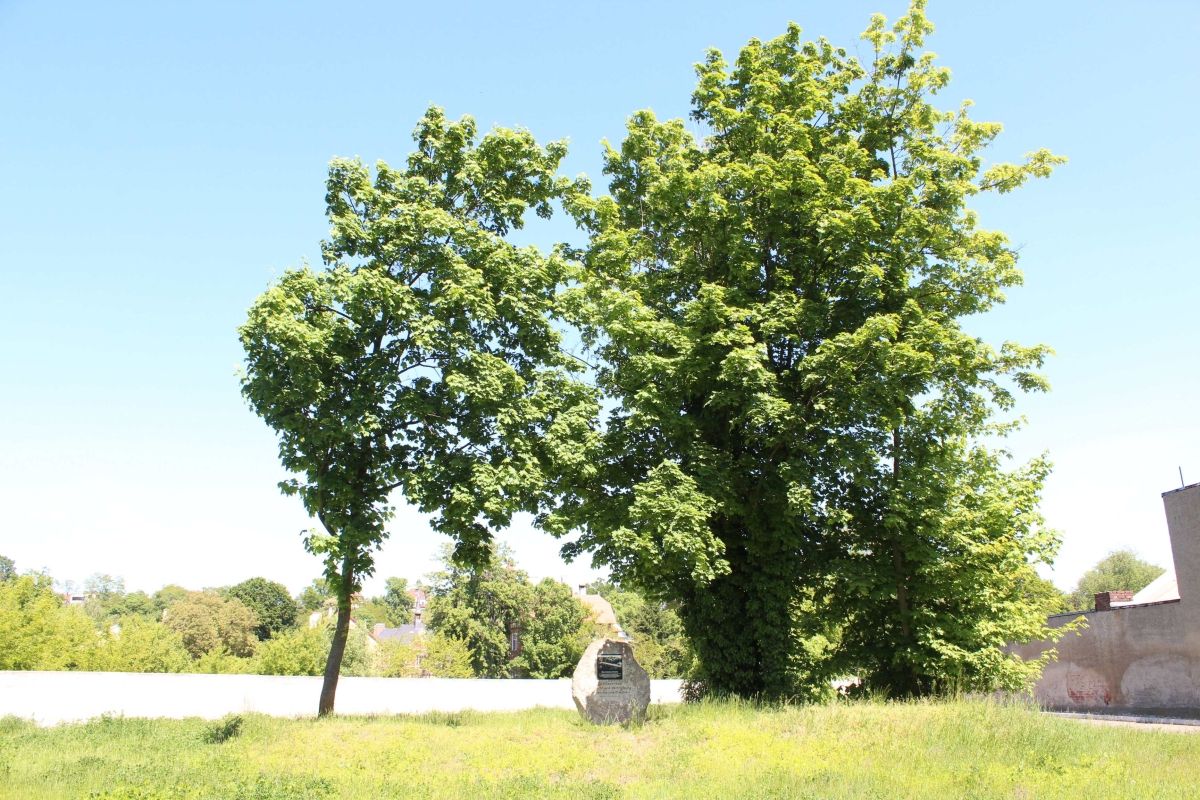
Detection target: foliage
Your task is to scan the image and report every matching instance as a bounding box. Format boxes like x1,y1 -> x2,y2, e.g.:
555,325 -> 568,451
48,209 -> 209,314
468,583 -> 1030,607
1025,573 -> 1070,616
226,577 -> 300,640
192,649 -> 256,674
0,574 -> 96,670
152,585 -> 189,615
377,633 -> 473,678
426,546 -> 592,679
295,578 -> 332,613
593,581 -> 694,679
420,633 -> 474,678
254,626 -> 329,676
382,577 -> 415,626
348,598 -> 392,630
239,106 -> 595,712
549,2 -> 1063,698
94,616 -> 191,673
0,554 -> 14,582
86,589 -> 158,626
376,639 -> 421,678
163,591 -> 258,659
201,714 -> 243,745
426,545 -> 532,678
1069,550 -> 1165,611
511,579 -> 591,679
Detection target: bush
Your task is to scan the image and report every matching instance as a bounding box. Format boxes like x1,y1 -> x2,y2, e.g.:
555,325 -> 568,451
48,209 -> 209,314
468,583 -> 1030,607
201,714 -> 244,744
94,617 -> 191,673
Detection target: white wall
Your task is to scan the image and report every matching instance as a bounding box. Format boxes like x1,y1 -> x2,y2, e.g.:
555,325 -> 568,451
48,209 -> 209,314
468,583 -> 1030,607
0,671 -> 684,726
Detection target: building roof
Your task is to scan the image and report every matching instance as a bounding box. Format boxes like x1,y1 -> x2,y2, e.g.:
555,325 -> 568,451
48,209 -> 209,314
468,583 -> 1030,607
1129,569 -> 1179,604
578,593 -> 618,626
372,621 -> 425,643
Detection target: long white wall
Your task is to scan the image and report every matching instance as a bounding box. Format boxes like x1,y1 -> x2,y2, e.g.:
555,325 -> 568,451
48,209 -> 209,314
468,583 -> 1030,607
0,671 -> 684,726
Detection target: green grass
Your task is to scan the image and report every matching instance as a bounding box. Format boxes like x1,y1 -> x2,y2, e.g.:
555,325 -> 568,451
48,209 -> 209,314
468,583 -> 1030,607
1,700 -> 1198,799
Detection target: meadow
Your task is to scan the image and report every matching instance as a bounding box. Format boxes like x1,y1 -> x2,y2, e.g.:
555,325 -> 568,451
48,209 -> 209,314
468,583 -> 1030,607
2,700 -> 1197,799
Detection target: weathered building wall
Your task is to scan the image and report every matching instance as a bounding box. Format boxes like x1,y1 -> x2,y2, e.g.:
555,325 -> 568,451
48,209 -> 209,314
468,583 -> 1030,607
1013,483 -> 1200,716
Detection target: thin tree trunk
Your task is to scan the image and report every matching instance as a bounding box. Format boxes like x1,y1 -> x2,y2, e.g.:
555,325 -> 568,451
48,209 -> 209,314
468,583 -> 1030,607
891,427 -> 911,643
318,559 -> 354,717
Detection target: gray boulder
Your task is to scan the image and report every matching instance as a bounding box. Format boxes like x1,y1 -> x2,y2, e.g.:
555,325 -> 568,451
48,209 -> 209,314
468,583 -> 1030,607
571,638 -> 650,724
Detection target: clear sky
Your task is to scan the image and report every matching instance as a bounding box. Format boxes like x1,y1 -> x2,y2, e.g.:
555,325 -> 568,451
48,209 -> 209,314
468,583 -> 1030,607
1,1 -> 1197,597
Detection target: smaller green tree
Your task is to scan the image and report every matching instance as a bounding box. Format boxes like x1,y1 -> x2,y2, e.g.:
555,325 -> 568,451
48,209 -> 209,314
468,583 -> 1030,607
0,574 -> 97,671
382,577 -> 415,626
164,592 -> 259,659
255,626 -> 329,676
1070,550 -> 1165,611
425,545 -> 532,678
296,579 -> 333,613
421,634 -> 474,678
153,585 -> 189,615
376,632 -> 473,677
94,617 -> 191,673
0,554 -> 15,582
226,577 -> 300,640
590,580 -> 694,679
376,639 -> 421,677
511,579 -> 590,679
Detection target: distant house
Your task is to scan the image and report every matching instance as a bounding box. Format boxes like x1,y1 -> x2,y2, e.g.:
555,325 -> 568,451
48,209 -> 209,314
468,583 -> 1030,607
576,585 -> 629,641
371,619 -> 425,645
371,587 -> 430,646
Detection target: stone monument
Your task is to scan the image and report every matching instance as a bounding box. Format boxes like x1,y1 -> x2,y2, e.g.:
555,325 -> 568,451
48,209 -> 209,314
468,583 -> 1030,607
571,638 -> 650,724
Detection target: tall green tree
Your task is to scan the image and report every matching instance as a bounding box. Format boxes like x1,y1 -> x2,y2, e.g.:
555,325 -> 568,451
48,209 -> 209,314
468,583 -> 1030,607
1069,550 -> 1164,611
0,554 -> 15,582
550,2 -> 1064,698
512,578 -> 591,679
427,546 -> 592,678
425,545 -> 532,677
227,577 -> 300,640
382,577 -> 415,626
239,108 -> 595,713
0,574 -> 97,671
295,578 -> 333,613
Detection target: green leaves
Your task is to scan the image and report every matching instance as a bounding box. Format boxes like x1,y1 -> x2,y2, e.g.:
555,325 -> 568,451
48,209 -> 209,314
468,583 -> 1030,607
240,107 -> 598,709
554,1 -> 1064,698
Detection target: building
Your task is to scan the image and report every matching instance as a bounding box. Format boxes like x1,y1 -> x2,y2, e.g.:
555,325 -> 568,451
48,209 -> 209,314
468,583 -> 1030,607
1012,482 -> 1200,715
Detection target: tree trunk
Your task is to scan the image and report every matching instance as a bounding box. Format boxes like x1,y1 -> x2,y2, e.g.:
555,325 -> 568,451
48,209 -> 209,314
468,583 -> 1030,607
318,565 -> 354,716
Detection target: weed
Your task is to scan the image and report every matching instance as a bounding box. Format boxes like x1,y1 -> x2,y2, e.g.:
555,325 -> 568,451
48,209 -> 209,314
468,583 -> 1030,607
202,714 -> 244,744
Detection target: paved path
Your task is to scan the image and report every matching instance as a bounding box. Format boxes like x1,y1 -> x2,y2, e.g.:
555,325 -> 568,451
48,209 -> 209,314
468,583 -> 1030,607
1048,711 -> 1200,732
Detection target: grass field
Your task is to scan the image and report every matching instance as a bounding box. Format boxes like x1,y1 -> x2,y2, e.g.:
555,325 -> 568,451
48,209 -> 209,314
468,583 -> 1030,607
2,700 -> 1198,799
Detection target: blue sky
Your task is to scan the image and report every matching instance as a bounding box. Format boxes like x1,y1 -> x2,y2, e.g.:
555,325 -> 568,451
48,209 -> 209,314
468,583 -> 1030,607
1,1 -> 1197,596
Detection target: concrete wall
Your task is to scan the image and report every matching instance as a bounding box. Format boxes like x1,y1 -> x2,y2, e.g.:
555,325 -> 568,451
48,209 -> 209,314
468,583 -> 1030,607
1013,483 -> 1200,716
0,672 -> 684,726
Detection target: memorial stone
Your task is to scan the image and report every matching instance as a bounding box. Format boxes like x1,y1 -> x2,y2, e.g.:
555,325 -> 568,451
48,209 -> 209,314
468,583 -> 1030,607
571,638 -> 650,724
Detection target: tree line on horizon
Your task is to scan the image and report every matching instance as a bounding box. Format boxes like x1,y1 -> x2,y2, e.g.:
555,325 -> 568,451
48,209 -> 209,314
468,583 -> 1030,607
0,550 -> 693,680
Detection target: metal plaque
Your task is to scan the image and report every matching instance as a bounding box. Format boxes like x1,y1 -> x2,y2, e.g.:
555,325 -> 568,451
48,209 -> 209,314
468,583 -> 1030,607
597,653 -> 624,681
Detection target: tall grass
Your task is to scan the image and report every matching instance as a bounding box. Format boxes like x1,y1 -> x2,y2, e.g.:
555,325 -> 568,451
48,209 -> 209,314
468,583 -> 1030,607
1,699 -> 1196,799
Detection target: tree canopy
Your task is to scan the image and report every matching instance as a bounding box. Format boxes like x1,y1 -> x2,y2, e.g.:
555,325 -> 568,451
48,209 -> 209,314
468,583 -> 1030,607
546,2 -> 1064,697
425,545 -> 591,678
226,577 -> 300,640
1070,550 -> 1165,611
239,108 -> 595,712
241,0 -> 1065,703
